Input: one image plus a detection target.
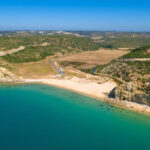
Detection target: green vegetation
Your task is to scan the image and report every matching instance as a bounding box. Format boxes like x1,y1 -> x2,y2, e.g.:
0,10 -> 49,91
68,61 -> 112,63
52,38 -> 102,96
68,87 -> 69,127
0,35 -> 100,51
0,36 -> 44,50
89,46 -> 150,82
122,46 -> 150,58
100,37 -> 150,49
2,46 -> 55,63
1,31 -> 150,49
112,77 -> 123,86
79,68 -> 93,74
83,32 -> 150,48
95,60 -> 150,81
95,64 -> 110,73
1,35 -> 100,63
126,61 -> 150,75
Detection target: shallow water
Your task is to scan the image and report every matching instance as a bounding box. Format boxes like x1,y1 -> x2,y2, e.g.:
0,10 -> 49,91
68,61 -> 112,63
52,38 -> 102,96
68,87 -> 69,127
0,84 -> 150,150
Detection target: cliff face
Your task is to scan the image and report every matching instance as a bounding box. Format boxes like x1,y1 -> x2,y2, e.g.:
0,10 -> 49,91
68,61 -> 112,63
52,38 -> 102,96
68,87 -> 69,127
95,55 -> 150,106
0,67 -> 17,80
114,82 -> 150,105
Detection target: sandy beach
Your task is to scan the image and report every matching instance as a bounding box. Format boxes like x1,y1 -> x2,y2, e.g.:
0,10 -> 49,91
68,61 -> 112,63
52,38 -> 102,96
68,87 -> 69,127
24,77 -> 117,99
1,76 -> 150,115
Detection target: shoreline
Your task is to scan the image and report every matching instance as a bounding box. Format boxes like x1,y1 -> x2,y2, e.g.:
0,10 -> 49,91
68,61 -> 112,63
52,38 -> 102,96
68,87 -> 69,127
0,77 -> 150,116
24,77 -> 117,99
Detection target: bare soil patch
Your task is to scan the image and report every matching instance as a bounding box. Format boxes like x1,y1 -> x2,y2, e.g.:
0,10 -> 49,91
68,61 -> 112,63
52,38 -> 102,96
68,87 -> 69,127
58,49 -> 129,65
11,62 -> 55,78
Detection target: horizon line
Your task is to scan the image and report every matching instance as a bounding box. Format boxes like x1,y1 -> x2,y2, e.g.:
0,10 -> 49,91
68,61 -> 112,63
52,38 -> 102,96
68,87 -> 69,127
0,29 -> 150,33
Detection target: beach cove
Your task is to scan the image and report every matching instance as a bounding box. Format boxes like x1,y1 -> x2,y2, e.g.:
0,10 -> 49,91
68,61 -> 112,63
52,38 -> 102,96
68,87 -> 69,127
0,84 -> 150,150
23,77 -> 150,115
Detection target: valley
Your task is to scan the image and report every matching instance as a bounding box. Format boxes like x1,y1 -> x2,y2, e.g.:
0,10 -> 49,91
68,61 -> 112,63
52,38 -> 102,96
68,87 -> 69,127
0,31 -> 150,114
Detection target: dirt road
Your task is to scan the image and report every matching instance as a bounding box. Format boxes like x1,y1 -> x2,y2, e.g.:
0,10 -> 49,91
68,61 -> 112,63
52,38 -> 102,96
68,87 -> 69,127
0,46 -> 25,56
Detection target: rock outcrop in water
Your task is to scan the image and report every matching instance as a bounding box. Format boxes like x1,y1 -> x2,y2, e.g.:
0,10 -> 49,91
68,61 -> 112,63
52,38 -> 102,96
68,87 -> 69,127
0,67 -> 17,80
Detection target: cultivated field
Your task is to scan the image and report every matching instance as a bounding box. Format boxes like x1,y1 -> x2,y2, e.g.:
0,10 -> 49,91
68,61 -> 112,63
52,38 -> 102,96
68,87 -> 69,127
58,49 -> 129,65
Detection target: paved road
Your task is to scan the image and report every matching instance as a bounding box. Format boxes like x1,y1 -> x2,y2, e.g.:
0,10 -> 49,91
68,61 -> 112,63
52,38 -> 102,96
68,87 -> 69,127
51,59 -> 65,76
51,59 -> 59,73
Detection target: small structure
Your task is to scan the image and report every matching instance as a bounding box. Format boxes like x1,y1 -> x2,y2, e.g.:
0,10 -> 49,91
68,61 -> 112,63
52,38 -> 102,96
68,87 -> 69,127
51,59 -> 65,78
58,68 -> 65,75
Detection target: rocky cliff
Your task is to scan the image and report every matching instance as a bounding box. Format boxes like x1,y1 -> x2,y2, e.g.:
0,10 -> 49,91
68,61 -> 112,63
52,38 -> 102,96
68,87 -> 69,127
113,82 -> 150,105
95,54 -> 150,106
0,67 -> 17,80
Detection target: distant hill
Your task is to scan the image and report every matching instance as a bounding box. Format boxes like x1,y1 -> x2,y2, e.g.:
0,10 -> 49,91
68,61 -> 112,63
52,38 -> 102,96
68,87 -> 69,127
121,46 -> 150,58
63,31 -> 150,48
1,31 -> 150,49
1,35 -> 100,63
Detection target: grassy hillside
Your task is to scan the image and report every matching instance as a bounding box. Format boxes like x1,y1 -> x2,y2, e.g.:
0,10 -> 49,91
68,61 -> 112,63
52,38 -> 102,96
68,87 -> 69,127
94,46 -> 150,82
1,31 -> 150,50
122,46 -> 150,58
0,35 -> 100,51
72,46 -> 150,83
100,37 -> 150,49
69,31 -> 150,48
1,35 -> 100,63
86,32 -> 150,48
96,60 -> 150,80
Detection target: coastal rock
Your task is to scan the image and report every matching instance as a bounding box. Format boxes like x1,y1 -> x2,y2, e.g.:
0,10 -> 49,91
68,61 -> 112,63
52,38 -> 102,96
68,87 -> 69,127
0,67 -> 17,80
133,94 -> 150,105
113,82 -> 150,106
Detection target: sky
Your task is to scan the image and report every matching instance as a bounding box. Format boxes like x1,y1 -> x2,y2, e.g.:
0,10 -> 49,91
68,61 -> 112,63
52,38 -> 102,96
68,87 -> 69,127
0,0 -> 150,31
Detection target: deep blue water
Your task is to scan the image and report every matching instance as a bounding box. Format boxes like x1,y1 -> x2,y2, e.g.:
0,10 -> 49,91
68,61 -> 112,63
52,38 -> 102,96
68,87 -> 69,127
0,84 -> 150,150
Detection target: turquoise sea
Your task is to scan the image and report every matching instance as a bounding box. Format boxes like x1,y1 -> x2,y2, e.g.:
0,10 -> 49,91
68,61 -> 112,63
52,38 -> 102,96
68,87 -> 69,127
0,84 -> 150,150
